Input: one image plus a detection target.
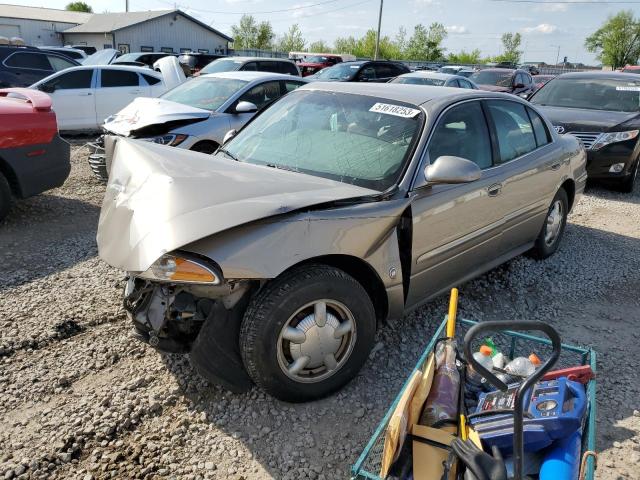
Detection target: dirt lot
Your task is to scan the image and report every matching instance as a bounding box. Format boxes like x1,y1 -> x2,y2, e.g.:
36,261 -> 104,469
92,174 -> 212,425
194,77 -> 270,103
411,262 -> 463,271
1,143 -> 639,480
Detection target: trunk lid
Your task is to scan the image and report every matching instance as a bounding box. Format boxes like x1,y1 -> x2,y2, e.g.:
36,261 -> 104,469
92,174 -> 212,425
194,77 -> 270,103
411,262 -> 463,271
97,138 -> 378,272
153,56 -> 186,90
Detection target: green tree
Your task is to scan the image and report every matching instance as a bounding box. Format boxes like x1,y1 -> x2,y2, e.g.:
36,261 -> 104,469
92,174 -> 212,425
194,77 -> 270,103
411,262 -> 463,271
65,1 -> 92,12
448,48 -> 482,64
405,22 -> 447,61
230,15 -> 275,50
277,24 -> 305,52
586,10 -> 640,68
333,36 -> 358,54
255,21 -> 275,50
395,26 -> 408,58
497,32 -> 522,64
308,40 -> 332,53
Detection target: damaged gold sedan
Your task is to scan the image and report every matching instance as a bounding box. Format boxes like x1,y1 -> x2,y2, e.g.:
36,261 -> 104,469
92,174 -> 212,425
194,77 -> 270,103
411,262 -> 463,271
97,82 -> 586,402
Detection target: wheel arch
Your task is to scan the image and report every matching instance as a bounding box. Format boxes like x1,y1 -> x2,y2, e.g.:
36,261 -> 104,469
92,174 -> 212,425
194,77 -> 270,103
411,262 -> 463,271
560,178 -> 575,211
0,154 -> 21,197
190,140 -> 219,154
286,254 -> 389,325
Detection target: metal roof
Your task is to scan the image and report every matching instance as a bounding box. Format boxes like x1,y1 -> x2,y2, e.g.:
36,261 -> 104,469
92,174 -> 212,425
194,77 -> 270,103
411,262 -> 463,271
0,4 -> 92,24
62,9 -> 233,42
300,81 -> 483,106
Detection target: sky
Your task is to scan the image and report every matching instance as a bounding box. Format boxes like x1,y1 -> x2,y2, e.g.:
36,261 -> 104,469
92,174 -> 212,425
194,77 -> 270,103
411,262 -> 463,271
11,0 -> 640,64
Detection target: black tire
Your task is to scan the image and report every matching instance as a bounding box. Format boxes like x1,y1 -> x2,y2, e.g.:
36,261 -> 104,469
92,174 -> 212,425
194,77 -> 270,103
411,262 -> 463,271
616,159 -> 639,194
0,172 -> 12,222
190,141 -> 219,155
528,188 -> 568,260
239,264 -> 376,402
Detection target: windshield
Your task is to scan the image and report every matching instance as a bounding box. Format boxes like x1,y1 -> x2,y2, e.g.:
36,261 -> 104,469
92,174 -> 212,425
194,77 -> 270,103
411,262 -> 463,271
470,70 -> 513,87
531,77 -> 640,112
622,68 -> 640,74
222,90 -> 423,191
161,77 -> 248,111
313,63 -> 359,80
392,76 -> 446,86
114,53 -> 141,63
200,58 -> 243,74
305,56 -> 332,63
439,67 -> 459,75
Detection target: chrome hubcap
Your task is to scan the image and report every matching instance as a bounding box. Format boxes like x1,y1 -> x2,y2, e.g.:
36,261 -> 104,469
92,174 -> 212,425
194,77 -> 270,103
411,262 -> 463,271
277,300 -> 356,383
544,200 -> 564,246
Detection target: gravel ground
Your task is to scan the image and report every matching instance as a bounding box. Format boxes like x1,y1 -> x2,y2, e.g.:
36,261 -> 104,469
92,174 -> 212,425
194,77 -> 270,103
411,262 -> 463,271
1,142 -> 639,480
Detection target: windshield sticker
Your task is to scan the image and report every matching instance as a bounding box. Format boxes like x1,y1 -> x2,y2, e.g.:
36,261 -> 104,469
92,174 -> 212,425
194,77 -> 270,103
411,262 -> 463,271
616,86 -> 640,91
369,103 -> 421,118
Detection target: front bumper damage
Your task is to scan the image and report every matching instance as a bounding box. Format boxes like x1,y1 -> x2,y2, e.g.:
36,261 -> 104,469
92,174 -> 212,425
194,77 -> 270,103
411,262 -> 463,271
123,276 -> 254,392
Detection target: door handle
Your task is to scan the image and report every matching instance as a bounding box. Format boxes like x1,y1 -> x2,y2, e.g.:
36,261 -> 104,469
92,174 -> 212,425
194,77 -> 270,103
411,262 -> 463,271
550,163 -> 561,170
487,183 -> 502,197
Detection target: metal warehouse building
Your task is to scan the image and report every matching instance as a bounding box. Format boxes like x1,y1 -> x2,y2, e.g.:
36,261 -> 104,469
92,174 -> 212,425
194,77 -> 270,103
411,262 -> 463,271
0,4 -> 232,55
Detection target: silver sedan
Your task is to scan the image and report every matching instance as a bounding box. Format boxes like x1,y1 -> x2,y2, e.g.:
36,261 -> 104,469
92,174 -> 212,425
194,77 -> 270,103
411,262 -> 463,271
391,71 -> 479,89
97,83 -> 587,402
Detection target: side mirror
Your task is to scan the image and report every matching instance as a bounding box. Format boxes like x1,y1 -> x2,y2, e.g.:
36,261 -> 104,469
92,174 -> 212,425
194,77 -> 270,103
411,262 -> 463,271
234,101 -> 258,114
424,156 -> 482,184
223,129 -> 237,145
519,93 -> 530,100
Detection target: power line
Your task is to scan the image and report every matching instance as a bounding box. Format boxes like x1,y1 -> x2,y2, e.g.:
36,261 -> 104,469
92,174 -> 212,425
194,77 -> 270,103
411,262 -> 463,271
155,0 -> 345,15
487,0 -> 640,3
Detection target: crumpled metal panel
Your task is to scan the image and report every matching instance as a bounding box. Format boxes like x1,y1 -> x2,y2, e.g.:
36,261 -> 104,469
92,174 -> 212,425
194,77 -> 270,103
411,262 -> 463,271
96,138 -> 377,272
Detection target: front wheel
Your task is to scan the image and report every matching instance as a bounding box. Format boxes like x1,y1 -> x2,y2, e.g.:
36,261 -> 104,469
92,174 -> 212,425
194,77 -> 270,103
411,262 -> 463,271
239,264 -> 376,402
528,188 -> 568,260
0,172 -> 12,222
616,159 -> 639,194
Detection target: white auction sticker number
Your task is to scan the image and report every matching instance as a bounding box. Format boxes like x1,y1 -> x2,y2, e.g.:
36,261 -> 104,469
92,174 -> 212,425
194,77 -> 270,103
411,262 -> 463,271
369,102 -> 421,118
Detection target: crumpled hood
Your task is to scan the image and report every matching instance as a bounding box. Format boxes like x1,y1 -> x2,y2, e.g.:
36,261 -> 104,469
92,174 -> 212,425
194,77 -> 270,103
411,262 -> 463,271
97,138 -> 378,272
103,97 -> 211,136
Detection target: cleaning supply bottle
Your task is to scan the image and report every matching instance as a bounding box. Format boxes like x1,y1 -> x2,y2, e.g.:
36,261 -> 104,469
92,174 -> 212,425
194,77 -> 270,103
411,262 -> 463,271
464,345 -> 493,410
498,354 -> 542,384
482,338 -> 506,369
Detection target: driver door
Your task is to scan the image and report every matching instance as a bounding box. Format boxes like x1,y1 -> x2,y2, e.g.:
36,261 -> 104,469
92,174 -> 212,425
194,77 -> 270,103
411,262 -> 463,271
44,69 -> 96,130
406,100 -> 509,308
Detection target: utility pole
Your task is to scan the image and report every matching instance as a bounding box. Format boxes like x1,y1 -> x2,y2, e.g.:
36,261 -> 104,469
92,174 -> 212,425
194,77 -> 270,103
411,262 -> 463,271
374,0 -> 383,60
125,0 -> 129,12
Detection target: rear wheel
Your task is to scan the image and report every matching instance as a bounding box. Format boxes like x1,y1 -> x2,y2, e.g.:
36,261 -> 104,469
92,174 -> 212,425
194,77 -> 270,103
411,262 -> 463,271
239,264 -> 376,402
0,172 -> 12,222
528,188 -> 568,260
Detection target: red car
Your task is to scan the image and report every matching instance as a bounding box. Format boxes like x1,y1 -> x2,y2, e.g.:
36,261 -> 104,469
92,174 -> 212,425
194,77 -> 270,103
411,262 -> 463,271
0,88 -> 70,221
298,54 -> 354,77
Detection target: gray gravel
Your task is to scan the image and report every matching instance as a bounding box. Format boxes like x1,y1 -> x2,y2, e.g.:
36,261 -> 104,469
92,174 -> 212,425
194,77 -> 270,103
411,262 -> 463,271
0,143 -> 639,479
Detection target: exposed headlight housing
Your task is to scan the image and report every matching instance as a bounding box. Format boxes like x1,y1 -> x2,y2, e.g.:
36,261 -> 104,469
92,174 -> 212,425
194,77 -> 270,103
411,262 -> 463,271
137,253 -> 221,284
591,130 -> 639,150
143,134 -> 188,147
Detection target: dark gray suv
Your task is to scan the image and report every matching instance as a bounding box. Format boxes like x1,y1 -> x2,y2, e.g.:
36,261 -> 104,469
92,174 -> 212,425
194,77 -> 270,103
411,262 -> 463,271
0,46 -> 80,88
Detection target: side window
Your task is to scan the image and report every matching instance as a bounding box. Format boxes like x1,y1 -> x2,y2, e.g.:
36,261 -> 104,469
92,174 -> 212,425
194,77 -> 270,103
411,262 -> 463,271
427,101 -> 493,170
5,52 -> 52,70
240,61 -> 258,71
44,69 -> 92,90
284,80 -> 304,92
449,79 -> 461,88
282,62 -> 299,76
459,79 -> 473,89
258,61 -> 280,73
238,81 -> 282,110
390,63 -> 407,76
359,66 -> 376,80
527,107 -> 551,147
142,73 -> 161,85
101,69 -> 140,87
47,55 -> 77,72
374,64 -> 393,79
515,73 -> 526,86
486,100 -> 538,163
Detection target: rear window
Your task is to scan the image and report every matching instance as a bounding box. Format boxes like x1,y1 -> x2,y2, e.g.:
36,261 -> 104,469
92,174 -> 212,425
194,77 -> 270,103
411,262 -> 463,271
391,76 -> 446,86
470,70 -> 513,87
5,52 -> 51,70
200,58 -> 242,74
531,77 -> 640,112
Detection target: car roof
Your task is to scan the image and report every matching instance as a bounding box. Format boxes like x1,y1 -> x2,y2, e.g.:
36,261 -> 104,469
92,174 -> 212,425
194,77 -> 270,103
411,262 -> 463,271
479,68 -> 518,73
299,81 -> 480,106
221,56 -> 293,63
556,71 -> 640,80
200,71 -> 305,82
48,64 -> 161,75
400,71 -> 458,80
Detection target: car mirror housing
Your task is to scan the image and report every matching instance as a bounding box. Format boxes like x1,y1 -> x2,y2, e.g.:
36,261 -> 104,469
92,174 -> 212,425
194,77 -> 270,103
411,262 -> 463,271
223,129 -> 237,145
424,156 -> 482,184
235,101 -> 258,114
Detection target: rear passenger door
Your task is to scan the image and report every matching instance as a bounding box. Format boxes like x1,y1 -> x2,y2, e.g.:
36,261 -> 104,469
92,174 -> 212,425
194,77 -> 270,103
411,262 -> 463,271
484,100 -> 557,252
95,68 -> 146,125
40,69 -> 96,130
